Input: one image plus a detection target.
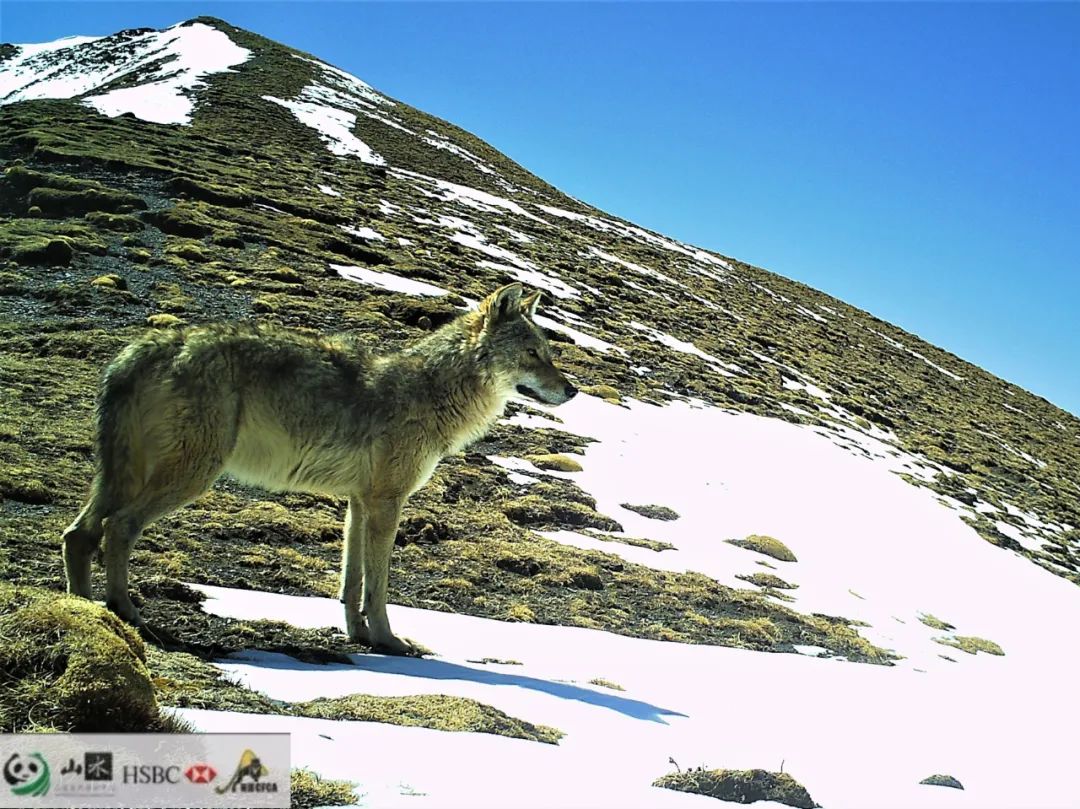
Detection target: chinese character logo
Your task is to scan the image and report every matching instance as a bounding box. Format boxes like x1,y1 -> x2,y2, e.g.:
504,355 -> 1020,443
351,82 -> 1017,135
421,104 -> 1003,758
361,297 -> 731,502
185,763 -> 217,784
60,758 -> 82,776
84,752 -> 113,782
3,752 -> 51,797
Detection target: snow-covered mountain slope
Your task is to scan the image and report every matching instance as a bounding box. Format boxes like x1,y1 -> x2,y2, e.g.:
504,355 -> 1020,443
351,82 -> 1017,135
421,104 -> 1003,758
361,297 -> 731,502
0,23 -> 250,124
2,16 -> 1078,809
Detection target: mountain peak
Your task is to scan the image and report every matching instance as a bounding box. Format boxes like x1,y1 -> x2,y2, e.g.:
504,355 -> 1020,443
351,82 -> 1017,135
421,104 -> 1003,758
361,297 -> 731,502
1,22 -> 1076,569
0,19 -> 250,125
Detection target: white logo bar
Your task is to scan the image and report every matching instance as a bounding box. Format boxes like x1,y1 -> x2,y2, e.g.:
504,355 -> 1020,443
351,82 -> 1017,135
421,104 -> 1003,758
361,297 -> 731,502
0,734 -> 290,808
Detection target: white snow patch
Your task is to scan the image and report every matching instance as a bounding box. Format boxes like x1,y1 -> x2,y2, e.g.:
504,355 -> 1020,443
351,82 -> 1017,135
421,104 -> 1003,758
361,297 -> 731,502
393,170 -> 545,223
782,376 -> 832,402
2,23 -> 251,125
495,224 -> 534,244
297,55 -> 392,108
524,394 -> 1069,664
536,203 -> 586,222
793,644 -> 830,657
261,56 -> 396,163
487,455 -> 549,478
871,329 -> 965,382
628,321 -> 742,377
535,205 -> 731,273
3,35 -> 103,63
994,521 -> 1046,553
750,281 -> 792,303
620,278 -> 674,303
587,246 -> 686,290
421,129 -> 501,177
796,305 -> 828,324
341,224 -> 385,241
507,472 -> 539,486
333,264 -> 447,297
435,179 -> 546,223
435,213 -> 476,232
476,260 -> 580,300
449,231 -> 530,268
317,184 -> 341,197
818,303 -> 844,318
532,314 -> 616,354
974,429 -> 1048,470
264,94 -> 385,163
780,402 -> 816,418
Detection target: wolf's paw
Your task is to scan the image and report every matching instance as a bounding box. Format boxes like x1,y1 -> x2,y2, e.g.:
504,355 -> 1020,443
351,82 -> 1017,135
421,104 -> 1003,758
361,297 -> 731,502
105,596 -> 143,627
345,611 -> 371,644
347,623 -> 372,645
373,634 -> 430,657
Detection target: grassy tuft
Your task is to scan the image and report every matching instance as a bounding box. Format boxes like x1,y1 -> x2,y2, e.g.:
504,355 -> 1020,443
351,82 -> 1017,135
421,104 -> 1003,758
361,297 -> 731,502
620,503 -> 680,521
920,774 -> 964,790
0,583 -> 171,732
727,535 -> 798,563
581,530 -> 675,552
290,769 -> 358,808
27,186 -> 146,217
653,768 -> 819,808
525,453 -> 584,472
297,693 -> 563,744
587,678 -> 625,691
917,613 -> 955,631
933,635 -> 1004,656
737,572 -> 799,590
580,383 -> 622,402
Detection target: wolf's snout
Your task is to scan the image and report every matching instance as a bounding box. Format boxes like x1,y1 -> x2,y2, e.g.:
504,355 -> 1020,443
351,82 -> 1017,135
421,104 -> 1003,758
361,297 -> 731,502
564,384 -> 578,400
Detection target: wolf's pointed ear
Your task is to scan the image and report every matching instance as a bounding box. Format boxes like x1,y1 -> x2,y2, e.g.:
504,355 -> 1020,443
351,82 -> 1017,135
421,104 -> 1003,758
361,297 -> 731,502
480,283 -> 523,327
522,290 -> 544,318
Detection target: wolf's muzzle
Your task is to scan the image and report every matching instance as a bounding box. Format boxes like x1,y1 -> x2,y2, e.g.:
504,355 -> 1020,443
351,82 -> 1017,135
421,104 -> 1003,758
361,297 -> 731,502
516,383 -> 576,405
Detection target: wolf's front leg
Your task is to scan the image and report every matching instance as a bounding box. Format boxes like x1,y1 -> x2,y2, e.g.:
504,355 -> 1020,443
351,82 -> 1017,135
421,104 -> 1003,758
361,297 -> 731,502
340,496 -> 370,644
360,496 -> 422,655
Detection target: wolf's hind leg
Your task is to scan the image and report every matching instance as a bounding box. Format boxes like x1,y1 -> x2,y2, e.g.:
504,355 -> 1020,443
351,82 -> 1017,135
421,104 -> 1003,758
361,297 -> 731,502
62,486 -> 105,598
340,496 -> 370,644
104,447 -> 227,625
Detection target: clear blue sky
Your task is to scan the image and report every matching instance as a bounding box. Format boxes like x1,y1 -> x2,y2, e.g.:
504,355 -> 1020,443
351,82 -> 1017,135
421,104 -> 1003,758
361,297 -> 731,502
3,2 -> 1078,415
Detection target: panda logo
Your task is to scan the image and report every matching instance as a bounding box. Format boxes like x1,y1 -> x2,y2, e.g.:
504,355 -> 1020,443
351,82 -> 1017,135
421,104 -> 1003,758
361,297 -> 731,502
3,753 -> 51,797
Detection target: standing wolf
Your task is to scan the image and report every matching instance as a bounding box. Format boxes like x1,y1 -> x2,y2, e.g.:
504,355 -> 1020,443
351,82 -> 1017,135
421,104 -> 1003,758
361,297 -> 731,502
62,283 -> 577,654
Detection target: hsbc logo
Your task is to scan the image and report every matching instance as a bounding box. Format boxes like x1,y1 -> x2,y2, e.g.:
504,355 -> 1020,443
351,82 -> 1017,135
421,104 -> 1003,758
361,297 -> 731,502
121,765 -> 181,784
185,763 -> 217,784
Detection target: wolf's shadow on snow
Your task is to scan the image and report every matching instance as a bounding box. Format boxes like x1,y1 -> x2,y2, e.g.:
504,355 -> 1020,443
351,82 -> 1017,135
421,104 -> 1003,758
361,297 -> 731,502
226,650 -> 686,724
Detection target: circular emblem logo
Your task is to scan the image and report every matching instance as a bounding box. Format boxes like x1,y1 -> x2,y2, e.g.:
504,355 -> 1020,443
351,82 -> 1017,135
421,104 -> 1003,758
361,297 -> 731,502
3,753 -> 51,797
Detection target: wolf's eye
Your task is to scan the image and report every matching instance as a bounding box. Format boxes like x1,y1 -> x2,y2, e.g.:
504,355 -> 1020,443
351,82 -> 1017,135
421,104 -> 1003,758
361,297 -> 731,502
527,348 -> 541,359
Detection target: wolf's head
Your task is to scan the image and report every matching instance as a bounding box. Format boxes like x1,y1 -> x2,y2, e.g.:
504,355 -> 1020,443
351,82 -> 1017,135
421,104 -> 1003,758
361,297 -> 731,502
477,283 -> 578,406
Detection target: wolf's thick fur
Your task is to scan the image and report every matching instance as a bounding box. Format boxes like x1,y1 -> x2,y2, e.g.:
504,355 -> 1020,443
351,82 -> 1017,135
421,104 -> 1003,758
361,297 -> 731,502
63,284 -> 576,654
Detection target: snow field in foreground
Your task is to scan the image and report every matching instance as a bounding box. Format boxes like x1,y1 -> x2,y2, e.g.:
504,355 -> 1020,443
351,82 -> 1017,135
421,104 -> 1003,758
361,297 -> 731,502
180,392 -> 1078,808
